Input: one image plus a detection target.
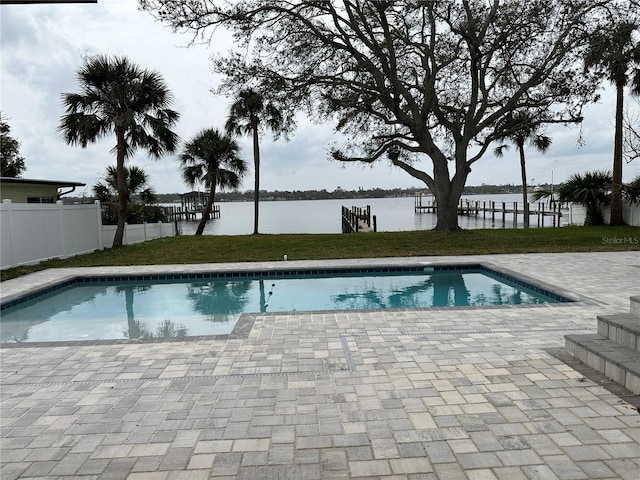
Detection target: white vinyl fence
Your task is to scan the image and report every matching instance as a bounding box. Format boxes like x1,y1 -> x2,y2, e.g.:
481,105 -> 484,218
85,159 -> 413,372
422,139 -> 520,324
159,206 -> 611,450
564,201 -> 640,226
101,222 -> 175,248
1,200 -> 175,270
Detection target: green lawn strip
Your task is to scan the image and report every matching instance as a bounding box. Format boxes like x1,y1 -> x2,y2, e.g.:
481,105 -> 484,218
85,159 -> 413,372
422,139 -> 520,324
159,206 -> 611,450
1,226 -> 638,282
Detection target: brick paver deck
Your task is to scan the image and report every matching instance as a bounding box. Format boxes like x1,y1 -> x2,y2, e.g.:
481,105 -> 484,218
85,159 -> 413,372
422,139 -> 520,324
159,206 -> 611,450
1,252 -> 639,479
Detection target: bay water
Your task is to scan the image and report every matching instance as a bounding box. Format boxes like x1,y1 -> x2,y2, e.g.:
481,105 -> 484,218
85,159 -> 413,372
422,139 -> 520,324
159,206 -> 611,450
173,193 -> 565,236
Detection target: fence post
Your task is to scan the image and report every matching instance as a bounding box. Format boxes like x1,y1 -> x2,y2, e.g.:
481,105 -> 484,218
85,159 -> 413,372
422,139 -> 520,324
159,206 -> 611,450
57,200 -> 67,258
95,200 -> 104,249
2,199 -> 15,268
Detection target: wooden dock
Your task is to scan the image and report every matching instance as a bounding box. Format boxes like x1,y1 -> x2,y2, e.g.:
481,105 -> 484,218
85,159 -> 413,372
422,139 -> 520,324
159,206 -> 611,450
414,192 -> 563,227
342,205 -> 377,233
163,191 -> 222,221
163,204 -> 220,221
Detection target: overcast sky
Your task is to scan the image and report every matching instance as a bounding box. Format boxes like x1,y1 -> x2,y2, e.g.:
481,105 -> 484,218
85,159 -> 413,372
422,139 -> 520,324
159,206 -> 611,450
1,0 -> 639,196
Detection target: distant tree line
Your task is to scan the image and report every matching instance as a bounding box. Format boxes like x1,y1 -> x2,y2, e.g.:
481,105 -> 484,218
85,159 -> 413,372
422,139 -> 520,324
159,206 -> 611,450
165,184 -> 530,202
62,184 -> 533,205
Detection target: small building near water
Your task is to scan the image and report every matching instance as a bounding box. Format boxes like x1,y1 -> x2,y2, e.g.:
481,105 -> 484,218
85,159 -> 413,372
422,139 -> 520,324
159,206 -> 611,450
180,191 -> 209,212
177,191 -> 220,220
0,177 -> 86,203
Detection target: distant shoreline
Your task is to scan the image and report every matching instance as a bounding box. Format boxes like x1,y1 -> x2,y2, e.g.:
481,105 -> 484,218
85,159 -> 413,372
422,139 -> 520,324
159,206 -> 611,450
63,184 -> 549,205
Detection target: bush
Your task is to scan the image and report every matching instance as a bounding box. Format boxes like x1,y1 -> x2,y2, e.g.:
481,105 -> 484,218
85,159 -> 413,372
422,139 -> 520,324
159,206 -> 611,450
101,203 -> 168,225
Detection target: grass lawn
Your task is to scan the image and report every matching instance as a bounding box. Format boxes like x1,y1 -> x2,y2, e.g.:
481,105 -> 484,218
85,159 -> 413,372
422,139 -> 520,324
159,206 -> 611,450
2,226 -> 639,282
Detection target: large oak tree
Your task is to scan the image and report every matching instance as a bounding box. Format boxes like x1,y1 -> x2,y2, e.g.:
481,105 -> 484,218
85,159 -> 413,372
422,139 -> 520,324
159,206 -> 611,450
143,0 -> 612,231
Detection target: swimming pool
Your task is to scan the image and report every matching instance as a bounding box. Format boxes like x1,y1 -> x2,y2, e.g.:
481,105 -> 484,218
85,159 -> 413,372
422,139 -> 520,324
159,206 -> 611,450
0,264 -> 572,343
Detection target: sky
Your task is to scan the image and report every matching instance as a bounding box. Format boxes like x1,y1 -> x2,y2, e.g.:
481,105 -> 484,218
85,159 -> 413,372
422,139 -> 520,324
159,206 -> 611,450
1,0 -> 639,196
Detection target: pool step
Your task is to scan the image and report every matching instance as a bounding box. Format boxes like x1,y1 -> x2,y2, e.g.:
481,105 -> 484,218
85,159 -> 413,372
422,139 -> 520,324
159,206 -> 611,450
565,296 -> 640,395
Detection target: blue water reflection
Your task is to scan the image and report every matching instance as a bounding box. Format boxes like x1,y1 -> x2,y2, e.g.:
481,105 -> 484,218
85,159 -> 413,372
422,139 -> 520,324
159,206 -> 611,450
1,270 -> 557,343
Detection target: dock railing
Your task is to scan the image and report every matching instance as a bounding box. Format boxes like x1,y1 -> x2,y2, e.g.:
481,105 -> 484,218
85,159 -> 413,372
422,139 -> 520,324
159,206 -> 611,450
163,204 -> 220,221
414,192 -> 563,227
342,205 -> 377,233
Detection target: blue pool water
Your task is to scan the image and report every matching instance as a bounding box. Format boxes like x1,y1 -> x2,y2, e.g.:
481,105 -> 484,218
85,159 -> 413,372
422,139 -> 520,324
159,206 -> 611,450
0,266 -> 569,343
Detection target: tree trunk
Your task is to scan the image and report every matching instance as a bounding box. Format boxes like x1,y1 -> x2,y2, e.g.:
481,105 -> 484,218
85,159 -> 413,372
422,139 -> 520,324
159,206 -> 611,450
431,159 -> 465,232
434,193 -> 463,231
390,148 -> 465,232
610,81 -> 624,225
519,145 -> 529,228
113,128 -> 128,247
195,183 -> 217,235
252,123 -> 260,235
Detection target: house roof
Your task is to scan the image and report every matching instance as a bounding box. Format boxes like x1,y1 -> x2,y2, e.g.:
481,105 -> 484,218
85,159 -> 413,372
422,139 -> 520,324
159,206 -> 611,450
0,177 -> 86,187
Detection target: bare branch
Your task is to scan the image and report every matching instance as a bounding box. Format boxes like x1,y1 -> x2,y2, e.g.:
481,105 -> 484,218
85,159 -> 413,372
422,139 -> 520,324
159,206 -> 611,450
624,104 -> 640,163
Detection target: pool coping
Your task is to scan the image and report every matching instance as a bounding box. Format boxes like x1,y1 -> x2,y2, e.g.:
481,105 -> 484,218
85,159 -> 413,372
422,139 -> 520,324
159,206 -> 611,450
0,259 -> 596,347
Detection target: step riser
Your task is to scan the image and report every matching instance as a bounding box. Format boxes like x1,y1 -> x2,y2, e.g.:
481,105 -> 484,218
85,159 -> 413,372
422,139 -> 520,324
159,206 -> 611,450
566,297 -> 640,395
597,320 -> 639,352
565,336 -> 640,395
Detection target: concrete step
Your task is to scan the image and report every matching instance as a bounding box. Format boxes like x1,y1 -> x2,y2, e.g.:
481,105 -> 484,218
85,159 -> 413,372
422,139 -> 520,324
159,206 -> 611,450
565,334 -> 640,395
631,296 -> 640,317
597,313 -> 640,353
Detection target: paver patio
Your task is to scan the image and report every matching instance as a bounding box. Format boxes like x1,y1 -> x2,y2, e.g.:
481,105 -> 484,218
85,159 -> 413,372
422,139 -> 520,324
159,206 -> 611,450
1,252 -> 639,479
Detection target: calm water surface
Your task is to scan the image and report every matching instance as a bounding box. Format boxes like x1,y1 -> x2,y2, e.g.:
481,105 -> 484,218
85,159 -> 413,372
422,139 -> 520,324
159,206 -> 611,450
1,269 -> 560,343
174,194 -> 564,235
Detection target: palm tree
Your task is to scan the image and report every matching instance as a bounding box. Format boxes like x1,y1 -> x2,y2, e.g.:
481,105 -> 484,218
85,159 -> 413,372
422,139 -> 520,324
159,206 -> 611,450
494,111 -> 552,228
59,55 -> 179,247
179,128 -> 247,235
93,165 -> 157,205
558,171 -> 612,226
622,174 -> 640,204
584,19 -> 640,225
225,89 -> 285,234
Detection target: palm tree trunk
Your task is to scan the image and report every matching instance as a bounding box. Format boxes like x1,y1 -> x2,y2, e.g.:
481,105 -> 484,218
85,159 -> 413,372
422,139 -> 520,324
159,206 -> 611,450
252,123 -> 260,235
195,184 -> 217,235
114,128 -> 128,247
610,81 -> 625,225
259,280 -> 266,312
519,145 -> 529,228
125,286 -> 136,338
